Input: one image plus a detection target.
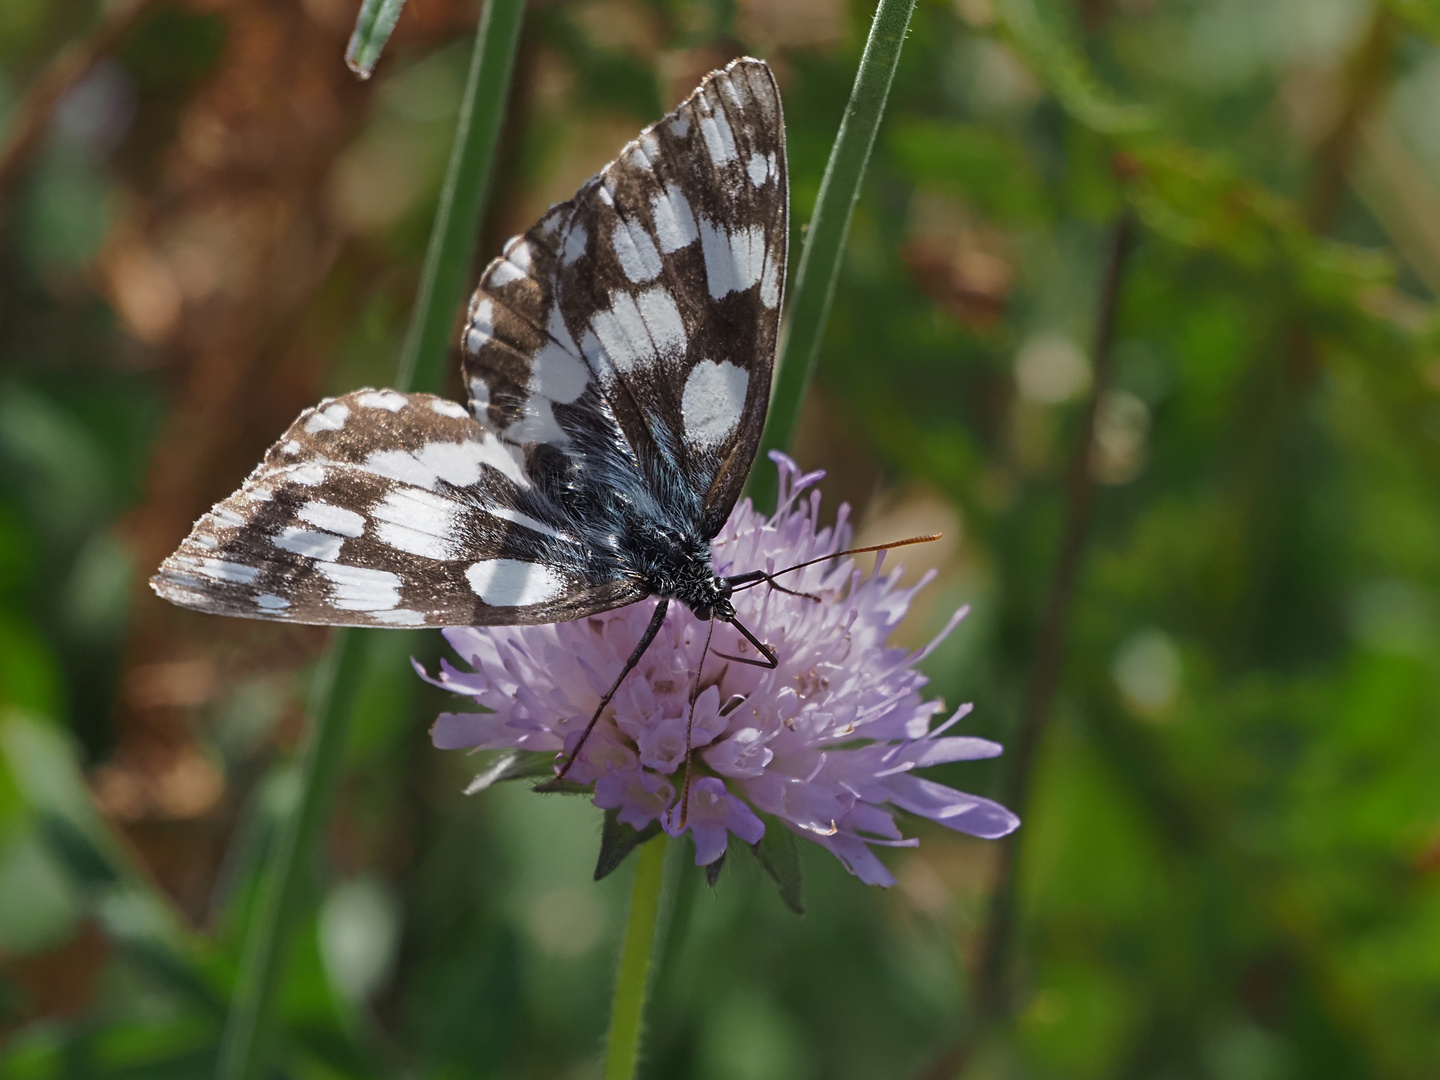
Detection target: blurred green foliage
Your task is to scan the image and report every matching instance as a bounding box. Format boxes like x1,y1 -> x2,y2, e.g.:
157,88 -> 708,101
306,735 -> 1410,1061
2,0 -> 1440,1077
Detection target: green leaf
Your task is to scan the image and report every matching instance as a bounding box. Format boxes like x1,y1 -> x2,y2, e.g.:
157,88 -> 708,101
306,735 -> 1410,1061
463,750 -> 556,794
594,809 -> 663,882
754,822 -> 804,915
344,0 -> 407,80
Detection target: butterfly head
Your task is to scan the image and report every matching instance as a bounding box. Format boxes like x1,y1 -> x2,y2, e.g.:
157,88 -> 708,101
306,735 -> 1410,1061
682,579 -> 735,624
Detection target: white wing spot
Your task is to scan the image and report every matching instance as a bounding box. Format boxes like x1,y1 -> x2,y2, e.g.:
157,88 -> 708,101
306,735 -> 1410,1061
651,185 -> 698,254
431,399 -> 470,419
256,594 -> 289,610
372,488 -> 461,561
357,390 -> 406,412
682,360 -> 749,450
508,395 -> 568,446
699,218 -> 765,299
670,114 -> 690,138
287,463 -> 326,486
466,559 -> 567,607
590,287 -> 686,375
562,221 -> 588,266
611,218 -> 662,283
761,249 -> 781,310
186,558 -> 258,585
297,501 -> 365,537
488,260 -> 525,288
274,527 -> 343,562
531,341 -> 590,403
362,432 -> 527,490
699,105 -> 735,165
636,287 -> 686,354
281,440 -> 302,456
319,563 -> 401,611
590,296 -> 648,375
468,299 -> 495,351
748,152 -> 768,187
507,239 -> 533,271
305,402 -> 350,433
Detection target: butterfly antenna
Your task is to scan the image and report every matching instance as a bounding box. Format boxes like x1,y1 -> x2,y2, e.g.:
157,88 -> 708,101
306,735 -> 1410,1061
727,533 -> 943,593
675,616 -> 717,831
546,598 -> 670,786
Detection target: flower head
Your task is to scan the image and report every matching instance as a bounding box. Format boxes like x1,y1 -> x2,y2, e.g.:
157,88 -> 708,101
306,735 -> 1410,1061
427,454 -> 1018,886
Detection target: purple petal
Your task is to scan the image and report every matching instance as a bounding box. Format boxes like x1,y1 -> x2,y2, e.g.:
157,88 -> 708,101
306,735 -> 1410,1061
819,833 -> 896,887
430,711 -> 532,751
903,736 -> 1004,769
945,796 -> 1020,839
691,825 -> 728,865
884,774 -> 1019,838
724,794 -> 766,846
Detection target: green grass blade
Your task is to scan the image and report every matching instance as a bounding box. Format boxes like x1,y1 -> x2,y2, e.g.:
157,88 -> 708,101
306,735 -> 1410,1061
750,0 -> 918,511
394,0 -> 526,396
344,0 -> 408,80
216,4 -> 528,1078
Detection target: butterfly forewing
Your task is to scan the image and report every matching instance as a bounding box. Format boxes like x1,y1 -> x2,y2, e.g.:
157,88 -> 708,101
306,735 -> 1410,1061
152,390 -> 643,627
463,57 -> 787,540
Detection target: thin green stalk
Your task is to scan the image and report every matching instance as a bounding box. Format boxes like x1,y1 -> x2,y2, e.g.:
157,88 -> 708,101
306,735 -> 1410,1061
395,0 -> 526,396
216,635 -> 367,1080
750,0 -> 918,510
216,3 -> 527,1077
605,835 -> 671,1080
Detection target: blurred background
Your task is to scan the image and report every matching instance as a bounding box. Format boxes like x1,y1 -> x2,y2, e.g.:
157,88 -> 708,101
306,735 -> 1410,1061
3,0 -> 1440,1076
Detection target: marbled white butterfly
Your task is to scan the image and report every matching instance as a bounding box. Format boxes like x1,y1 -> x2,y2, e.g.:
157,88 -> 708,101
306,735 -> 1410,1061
153,58 -> 790,772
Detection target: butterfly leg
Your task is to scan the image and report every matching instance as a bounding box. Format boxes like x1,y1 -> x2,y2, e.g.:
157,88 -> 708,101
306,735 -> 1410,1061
548,598 -> 670,784
675,616 -> 718,830
725,569 -> 821,604
713,615 -> 779,669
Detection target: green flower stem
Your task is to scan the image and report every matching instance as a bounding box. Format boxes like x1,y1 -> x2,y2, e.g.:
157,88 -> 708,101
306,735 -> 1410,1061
605,834 -> 671,1080
216,3 -> 527,1078
750,0 -> 918,511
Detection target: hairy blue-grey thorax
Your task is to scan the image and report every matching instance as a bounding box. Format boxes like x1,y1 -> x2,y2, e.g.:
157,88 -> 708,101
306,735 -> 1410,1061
618,516 -> 733,620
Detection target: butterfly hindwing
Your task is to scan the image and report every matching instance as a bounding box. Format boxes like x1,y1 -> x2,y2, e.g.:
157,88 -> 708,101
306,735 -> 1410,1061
463,57 -> 787,540
152,390 -> 644,627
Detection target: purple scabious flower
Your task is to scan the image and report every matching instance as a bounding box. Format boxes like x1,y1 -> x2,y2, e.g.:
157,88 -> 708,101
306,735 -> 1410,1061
427,454 -> 1019,886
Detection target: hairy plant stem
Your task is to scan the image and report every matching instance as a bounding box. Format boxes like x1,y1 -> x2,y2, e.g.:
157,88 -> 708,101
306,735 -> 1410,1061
605,835 -> 672,1080
216,4 -> 527,1077
749,0 -> 918,511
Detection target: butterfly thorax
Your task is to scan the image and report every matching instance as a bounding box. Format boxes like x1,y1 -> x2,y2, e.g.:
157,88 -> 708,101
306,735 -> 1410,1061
623,523 -> 734,622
